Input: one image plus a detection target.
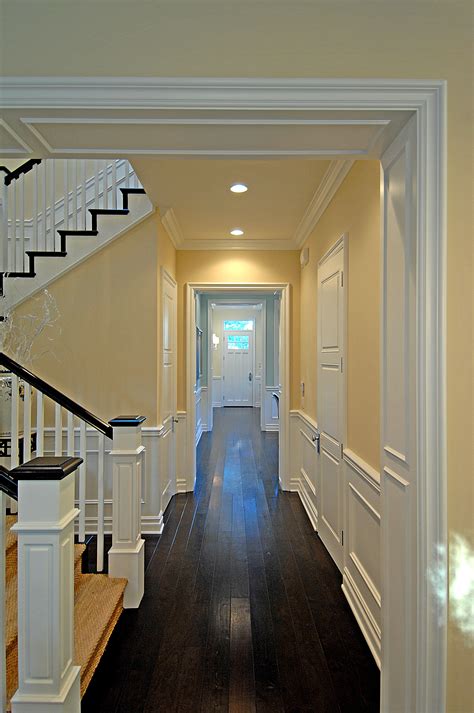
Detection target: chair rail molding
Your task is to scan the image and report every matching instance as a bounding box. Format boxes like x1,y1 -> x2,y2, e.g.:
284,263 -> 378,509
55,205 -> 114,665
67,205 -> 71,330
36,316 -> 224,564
0,76 -> 447,713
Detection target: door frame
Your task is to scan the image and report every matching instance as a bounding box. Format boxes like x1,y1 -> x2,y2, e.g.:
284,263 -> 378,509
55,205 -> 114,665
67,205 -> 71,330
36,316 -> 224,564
159,267 -> 178,504
186,282 -> 290,492
5,76 -> 447,712
317,233 -> 348,570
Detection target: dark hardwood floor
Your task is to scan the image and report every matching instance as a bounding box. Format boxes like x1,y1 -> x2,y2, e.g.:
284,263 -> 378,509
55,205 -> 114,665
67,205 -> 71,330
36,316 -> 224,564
82,407 -> 380,712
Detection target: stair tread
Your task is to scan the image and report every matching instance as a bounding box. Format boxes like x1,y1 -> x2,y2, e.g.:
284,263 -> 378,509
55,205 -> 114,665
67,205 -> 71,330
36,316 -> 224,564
5,515 -> 17,554
74,573 -> 127,693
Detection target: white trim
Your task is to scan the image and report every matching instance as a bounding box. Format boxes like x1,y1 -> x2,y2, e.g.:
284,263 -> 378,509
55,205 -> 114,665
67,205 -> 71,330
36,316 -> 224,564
342,568 -> 382,670
0,76 -> 447,712
0,118 -> 33,153
161,207 -> 184,248
293,160 -> 354,248
343,448 -> 380,489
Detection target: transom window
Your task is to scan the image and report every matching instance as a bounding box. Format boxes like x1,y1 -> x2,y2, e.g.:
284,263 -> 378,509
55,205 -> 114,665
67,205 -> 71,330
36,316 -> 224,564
223,320 -> 254,331
227,335 -> 250,350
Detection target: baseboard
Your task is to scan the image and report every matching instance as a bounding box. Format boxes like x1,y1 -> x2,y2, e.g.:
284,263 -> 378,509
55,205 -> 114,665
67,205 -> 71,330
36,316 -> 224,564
80,512 -> 163,536
290,476 -> 318,530
176,478 -> 188,494
342,568 -> 381,669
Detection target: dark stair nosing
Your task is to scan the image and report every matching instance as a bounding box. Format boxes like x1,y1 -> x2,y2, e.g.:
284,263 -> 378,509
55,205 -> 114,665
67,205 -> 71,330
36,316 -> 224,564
26,251 -> 67,258
120,187 -> 146,209
57,230 -> 99,237
89,208 -> 129,231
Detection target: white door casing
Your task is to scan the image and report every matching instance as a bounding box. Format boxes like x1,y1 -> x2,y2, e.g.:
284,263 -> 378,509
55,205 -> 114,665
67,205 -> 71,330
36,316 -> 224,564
317,235 -> 347,572
222,329 -> 254,406
380,116 -> 419,712
160,268 -> 177,507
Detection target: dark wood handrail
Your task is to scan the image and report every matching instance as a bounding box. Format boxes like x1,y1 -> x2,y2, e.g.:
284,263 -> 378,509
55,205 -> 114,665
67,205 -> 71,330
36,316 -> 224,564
0,159 -> 42,186
0,352 -> 113,439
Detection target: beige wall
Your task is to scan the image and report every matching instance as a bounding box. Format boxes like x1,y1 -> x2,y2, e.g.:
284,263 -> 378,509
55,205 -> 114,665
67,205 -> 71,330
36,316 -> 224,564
176,250 -> 300,411
8,212 -> 176,428
2,2 -> 473,708
300,161 -> 380,471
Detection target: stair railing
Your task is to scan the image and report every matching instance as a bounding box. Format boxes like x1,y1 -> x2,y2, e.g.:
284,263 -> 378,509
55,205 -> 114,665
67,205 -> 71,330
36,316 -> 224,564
0,352 -> 145,589
0,159 -> 141,276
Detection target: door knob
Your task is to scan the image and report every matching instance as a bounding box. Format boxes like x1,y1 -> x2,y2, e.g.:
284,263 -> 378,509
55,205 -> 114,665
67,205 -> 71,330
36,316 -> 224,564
249,372 -> 253,382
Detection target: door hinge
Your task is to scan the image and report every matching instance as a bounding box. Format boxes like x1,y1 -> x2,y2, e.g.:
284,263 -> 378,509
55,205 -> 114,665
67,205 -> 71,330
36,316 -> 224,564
341,530 -> 344,546
340,357 -> 343,373
341,271 -> 344,287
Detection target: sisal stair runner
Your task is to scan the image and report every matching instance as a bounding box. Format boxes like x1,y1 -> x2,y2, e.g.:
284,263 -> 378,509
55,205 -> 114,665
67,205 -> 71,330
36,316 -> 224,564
4,515 -> 127,710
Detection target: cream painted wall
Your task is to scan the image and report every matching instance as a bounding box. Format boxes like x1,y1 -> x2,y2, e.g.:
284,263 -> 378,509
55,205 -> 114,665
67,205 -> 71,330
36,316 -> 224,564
176,250 -> 300,412
2,2 -> 472,707
7,212 -> 176,427
300,161 -> 380,471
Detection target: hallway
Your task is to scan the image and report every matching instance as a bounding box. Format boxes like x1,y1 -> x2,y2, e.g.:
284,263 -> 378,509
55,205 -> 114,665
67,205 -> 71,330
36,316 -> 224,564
83,407 -> 379,712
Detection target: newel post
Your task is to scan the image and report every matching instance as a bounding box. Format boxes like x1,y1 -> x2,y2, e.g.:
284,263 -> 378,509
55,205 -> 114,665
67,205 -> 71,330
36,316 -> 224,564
108,416 -> 145,608
11,456 -> 83,713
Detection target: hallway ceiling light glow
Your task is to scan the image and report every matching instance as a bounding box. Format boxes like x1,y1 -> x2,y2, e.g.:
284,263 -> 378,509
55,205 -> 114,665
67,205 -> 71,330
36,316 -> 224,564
230,228 -> 244,236
230,183 -> 248,193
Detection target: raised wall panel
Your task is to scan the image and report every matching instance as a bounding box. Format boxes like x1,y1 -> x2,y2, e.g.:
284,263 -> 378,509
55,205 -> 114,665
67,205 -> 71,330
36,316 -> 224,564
289,411 -> 318,529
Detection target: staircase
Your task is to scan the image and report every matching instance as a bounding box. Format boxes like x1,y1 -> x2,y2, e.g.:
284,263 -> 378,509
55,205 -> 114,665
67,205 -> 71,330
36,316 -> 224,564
0,158 -> 153,316
0,354 -> 146,712
4,517 -> 126,710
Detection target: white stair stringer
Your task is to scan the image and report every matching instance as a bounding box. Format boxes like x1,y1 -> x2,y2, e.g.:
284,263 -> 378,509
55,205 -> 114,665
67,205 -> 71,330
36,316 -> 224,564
4,193 -> 154,311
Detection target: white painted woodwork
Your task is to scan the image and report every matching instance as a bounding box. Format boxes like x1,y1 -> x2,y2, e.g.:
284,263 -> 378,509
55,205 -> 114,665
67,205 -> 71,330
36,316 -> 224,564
263,386 -> 280,432
160,268 -> 178,510
97,432 -> 105,572
380,116 -> 418,712
108,424 -> 145,609
342,449 -> 381,668
54,402 -> 62,456
10,375 -> 19,515
317,236 -> 346,571
289,410 -> 319,530
22,383 -> 31,463
78,420 -> 86,542
11,472 -> 81,712
222,330 -> 254,406
35,391 -> 44,457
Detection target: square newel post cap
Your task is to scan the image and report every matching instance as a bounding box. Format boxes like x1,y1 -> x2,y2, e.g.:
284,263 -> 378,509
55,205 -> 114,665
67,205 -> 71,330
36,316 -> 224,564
109,415 -> 146,428
11,456 -> 83,480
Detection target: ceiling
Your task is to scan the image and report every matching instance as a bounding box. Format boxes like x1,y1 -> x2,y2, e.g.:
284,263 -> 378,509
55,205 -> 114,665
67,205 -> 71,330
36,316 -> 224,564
133,157 -> 332,250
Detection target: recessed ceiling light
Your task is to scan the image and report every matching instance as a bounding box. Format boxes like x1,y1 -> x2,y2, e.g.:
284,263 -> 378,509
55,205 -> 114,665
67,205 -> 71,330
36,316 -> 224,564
230,228 -> 244,236
230,183 -> 248,193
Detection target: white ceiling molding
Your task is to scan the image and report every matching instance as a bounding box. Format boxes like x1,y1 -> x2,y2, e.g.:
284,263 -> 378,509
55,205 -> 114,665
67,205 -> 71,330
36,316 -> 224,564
161,207 -> 184,248
0,118 -> 33,154
293,159 -> 354,248
178,239 -> 295,251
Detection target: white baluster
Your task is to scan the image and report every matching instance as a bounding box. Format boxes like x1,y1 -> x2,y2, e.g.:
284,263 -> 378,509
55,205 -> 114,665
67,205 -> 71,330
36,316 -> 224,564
10,375 -> 19,514
97,431 -> 105,572
103,160 -> 108,209
67,410 -> 74,457
54,402 -> 62,455
23,383 -> 31,463
112,160 -> 117,209
36,390 -> 44,456
1,181 -> 8,274
81,159 -> 87,230
42,160 -> 47,251
33,162 -> 38,252
78,419 -> 86,541
0,490 -> 5,713
11,180 -> 16,273
73,160 -> 78,230
50,160 -> 56,250
18,177 -> 24,271
63,159 -> 69,231
94,160 -> 99,210
125,160 -> 130,189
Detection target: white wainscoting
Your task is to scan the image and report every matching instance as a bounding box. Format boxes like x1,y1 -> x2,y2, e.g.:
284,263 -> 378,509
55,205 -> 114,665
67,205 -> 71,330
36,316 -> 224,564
200,386 -> 208,432
43,426 -> 166,534
341,449 -> 381,668
212,375 -> 222,407
263,385 -> 280,432
175,411 -> 188,492
254,375 -> 262,407
289,410 -> 319,528
195,386 -> 203,446
289,411 -> 381,668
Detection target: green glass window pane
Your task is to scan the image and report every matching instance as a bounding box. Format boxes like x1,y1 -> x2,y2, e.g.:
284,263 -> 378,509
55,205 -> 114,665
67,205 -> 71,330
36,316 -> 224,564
227,335 -> 250,350
223,320 -> 254,331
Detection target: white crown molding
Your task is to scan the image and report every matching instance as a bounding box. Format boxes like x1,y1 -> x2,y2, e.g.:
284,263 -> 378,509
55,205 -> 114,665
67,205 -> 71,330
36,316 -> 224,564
161,207 -> 184,248
0,76 -> 445,110
0,118 -> 33,154
293,159 -> 354,248
179,238 -> 295,251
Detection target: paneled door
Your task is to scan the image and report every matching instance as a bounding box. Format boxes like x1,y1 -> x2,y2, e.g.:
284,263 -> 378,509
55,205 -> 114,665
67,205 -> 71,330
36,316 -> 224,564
317,236 -> 346,572
160,268 -> 177,510
222,330 -> 254,406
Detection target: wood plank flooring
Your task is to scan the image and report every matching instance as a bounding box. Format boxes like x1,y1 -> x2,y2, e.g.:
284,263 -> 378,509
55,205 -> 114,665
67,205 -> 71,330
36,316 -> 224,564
82,407 -> 380,712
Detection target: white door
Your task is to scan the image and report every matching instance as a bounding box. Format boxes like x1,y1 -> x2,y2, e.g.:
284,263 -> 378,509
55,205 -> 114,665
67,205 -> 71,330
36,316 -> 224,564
317,237 -> 346,572
160,268 -> 177,509
222,330 -> 254,406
